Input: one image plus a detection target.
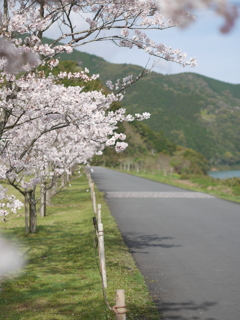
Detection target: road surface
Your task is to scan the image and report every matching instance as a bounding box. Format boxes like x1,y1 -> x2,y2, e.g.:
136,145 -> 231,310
91,167 -> 240,320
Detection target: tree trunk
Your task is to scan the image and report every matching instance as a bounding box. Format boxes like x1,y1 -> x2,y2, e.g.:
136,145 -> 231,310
46,187 -> 51,205
61,174 -> 65,188
24,193 -> 29,234
67,173 -> 70,183
52,180 -> 57,197
40,183 -> 46,217
64,172 -> 67,185
29,189 -> 37,233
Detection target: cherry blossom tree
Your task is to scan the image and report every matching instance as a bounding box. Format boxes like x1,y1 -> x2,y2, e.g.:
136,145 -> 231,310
0,0 -> 238,274
0,68 -> 151,232
0,0 -> 238,229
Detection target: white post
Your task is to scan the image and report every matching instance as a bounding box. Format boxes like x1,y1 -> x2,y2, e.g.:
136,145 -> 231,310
87,173 -> 91,186
91,182 -> 94,197
91,182 -> 97,214
115,290 -> 126,320
97,204 -> 101,223
98,223 -> 107,288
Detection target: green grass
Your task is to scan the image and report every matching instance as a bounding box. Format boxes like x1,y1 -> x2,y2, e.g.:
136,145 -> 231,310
116,169 -> 240,204
0,173 -> 160,320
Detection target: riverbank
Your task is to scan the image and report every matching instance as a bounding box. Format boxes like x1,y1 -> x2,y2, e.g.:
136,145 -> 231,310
0,173 -> 160,319
208,170 -> 240,179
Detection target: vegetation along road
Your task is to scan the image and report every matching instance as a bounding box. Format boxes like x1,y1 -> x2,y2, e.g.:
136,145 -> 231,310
91,166 -> 240,320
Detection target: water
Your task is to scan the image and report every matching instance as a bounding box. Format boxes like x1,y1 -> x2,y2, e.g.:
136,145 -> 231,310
208,170 -> 240,179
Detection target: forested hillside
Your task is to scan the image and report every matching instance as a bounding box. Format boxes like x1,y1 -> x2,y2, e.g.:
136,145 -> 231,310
46,37 -> 240,167
121,73 -> 240,167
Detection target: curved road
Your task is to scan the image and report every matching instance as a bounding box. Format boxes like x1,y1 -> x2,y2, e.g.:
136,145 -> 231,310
91,167 -> 240,320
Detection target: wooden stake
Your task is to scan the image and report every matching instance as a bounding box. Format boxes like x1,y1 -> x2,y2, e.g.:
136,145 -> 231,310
97,204 -> 101,223
87,173 -> 91,186
115,290 -> 126,320
92,191 -> 96,214
98,223 -> 107,288
90,182 -> 94,199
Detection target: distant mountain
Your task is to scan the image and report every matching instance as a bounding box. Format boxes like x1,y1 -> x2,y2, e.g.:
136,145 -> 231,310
43,37 -> 240,166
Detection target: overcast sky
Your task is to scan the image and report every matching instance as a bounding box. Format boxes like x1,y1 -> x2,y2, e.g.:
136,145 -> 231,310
46,2 -> 240,85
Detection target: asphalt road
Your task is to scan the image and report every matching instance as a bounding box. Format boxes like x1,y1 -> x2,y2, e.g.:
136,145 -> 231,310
91,167 -> 240,320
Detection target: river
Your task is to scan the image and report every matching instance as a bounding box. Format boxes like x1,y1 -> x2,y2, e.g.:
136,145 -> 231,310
208,170 -> 240,179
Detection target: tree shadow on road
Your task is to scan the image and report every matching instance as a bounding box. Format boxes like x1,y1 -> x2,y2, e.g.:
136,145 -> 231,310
122,232 -> 181,253
154,299 -> 217,320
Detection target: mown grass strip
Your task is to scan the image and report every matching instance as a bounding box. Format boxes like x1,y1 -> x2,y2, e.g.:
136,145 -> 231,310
0,173 -> 160,320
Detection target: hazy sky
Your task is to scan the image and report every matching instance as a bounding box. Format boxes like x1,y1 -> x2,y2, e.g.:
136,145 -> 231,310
46,2 -> 240,84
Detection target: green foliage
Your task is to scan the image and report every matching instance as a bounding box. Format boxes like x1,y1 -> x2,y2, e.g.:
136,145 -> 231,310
222,177 -> 240,187
169,147 -> 209,175
38,60 -> 103,91
91,119 -> 178,169
131,121 -> 176,154
183,149 -> 209,175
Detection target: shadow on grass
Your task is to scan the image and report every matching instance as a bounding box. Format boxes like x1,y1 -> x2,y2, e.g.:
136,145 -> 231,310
1,222 -> 151,319
0,176 -> 162,320
0,222 -> 111,319
1,283 -> 110,320
1,225 -> 162,319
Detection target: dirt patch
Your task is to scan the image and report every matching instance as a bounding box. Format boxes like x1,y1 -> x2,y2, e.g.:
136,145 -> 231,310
207,186 -> 216,190
220,188 -> 233,194
175,180 -> 199,187
207,185 -> 233,194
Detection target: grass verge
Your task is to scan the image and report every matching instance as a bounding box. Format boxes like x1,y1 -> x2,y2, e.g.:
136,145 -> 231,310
115,170 -> 240,204
0,173 -> 160,320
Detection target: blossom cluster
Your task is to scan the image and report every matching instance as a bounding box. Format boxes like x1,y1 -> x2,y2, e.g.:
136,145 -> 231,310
156,0 -> 238,33
0,185 -> 24,217
120,29 -> 197,67
57,69 -> 99,82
